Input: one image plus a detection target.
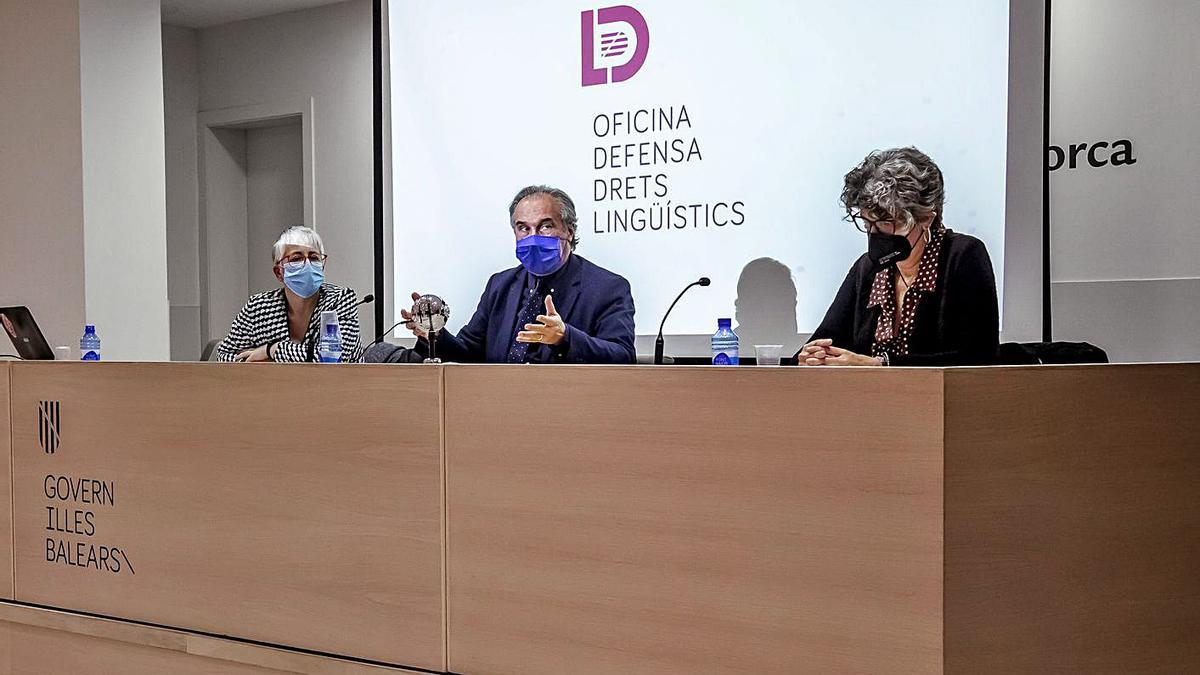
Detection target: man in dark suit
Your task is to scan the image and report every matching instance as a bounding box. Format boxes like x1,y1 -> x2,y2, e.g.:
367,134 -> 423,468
402,185 -> 636,364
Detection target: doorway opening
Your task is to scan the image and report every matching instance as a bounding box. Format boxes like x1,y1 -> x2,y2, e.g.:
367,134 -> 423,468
194,99 -> 315,355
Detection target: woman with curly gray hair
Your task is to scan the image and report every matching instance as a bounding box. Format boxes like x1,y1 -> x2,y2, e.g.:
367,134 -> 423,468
797,147 -> 998,366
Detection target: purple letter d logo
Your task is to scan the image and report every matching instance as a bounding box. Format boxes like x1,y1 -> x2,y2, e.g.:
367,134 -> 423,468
581,6 -> 649,87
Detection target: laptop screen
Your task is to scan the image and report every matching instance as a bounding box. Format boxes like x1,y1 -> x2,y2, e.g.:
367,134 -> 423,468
0,306 -> 55,360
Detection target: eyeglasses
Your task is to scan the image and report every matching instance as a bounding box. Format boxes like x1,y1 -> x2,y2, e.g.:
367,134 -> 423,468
846,212 -> 914,236
276,252 -> 328,269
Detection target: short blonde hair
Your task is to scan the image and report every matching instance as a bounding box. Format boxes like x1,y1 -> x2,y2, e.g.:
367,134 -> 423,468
272,225 -> 324,262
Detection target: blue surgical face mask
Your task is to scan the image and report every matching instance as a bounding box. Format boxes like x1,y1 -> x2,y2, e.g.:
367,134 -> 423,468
282,260 -> 324,298
515,235 -> 566,277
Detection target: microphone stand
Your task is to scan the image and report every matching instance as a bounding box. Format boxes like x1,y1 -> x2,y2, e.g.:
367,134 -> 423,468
358,320 -> 406,360
654,277 -> 710,365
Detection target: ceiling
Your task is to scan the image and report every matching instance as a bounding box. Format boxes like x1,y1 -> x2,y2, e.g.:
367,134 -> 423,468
160,0 -> 351,28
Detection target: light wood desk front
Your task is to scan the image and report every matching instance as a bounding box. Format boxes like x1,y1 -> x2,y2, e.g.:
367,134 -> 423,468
445,363 -> 1200,675
943,365 -> 1200,673
0,620 -> 292,675
5,362 -> 444,671
0,361 -> 1197,675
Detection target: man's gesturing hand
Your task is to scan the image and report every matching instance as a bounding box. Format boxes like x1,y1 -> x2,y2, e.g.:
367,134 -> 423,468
516,295 -> 566,346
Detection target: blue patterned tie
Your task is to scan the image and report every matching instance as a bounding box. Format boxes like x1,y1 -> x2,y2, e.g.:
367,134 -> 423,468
507,283 -> 544,363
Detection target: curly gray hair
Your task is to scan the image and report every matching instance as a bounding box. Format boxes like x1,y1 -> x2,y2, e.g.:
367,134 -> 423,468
508,184 -> 580,249
841,147 -> 944,229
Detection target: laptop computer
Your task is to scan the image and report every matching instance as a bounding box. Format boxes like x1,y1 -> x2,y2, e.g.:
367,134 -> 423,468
1,306 -> 56,360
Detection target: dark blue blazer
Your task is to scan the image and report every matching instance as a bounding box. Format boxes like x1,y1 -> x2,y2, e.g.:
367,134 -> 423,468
430,254 -> 636,364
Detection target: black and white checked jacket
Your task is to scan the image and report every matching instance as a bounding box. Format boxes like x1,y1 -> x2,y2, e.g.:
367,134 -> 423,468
216,283 -> 361,362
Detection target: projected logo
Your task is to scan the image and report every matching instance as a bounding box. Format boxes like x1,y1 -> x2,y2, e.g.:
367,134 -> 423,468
38,400 -> 61,454
581,5 -> 649,87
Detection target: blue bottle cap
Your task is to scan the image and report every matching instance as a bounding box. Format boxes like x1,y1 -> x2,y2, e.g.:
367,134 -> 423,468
84,324 -> 96,333
717,318 -> 731,329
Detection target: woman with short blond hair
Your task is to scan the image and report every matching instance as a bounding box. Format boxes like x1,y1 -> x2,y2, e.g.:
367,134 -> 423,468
217,225 -> 362,362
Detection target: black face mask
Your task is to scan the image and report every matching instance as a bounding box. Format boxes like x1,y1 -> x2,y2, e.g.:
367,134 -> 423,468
867,231 -> 913,271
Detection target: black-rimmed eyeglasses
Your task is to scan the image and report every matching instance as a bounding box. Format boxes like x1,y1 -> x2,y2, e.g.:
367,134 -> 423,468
276,252 -> 328,269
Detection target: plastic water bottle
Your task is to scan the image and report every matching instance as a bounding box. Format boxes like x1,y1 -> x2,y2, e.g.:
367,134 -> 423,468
317,310 -> 342,363
79,324 -> 101,361
711,318 -> 739,365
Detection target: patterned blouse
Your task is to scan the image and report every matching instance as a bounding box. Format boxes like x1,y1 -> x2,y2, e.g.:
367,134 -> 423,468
866,225 -> 946,357
216,283 -> 361,362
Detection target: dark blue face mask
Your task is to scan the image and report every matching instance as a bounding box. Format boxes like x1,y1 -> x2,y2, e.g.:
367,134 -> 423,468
515,235 -> 566,276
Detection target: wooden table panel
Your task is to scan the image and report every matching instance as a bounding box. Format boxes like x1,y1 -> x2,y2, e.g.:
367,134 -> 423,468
0,363 -> 11,599
446,365 -> 946,675
0,601 -> 431,674
944,364 -> 1200,674
8,362 -> 444,670
0,619 -> 292,675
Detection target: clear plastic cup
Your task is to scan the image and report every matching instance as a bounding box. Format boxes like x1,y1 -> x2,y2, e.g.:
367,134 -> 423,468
754,344 -> 782,366
53,345 -> 72,361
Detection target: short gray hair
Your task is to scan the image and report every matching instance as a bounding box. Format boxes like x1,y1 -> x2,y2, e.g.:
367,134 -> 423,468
272,225 -> 324,262
508,185 -> 579,249
841,147 -> 945,229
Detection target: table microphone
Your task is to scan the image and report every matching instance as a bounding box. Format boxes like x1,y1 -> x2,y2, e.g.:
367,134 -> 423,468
359,318 -> 405,360
355,293 -> 375,309
654,277 -> 710,365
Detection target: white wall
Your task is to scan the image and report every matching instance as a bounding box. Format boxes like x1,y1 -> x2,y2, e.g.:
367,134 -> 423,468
1002,0 -> 1048,344
1050,0 -> 1200,361
246,123 -> 305,295
200,127 -> 249,346
194,0 -> 376,340
79,0 -> 171,360
162,24 -> 202,360
3,0 -> 170,359
0,0 -> 86,351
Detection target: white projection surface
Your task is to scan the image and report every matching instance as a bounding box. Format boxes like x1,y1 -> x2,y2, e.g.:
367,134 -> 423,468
389,1 -> 1010,344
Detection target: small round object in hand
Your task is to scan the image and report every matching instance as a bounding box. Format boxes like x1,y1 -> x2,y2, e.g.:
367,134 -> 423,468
411,294 -> 450,334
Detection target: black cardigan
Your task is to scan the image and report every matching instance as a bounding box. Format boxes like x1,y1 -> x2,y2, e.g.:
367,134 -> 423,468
807,229 -> 999,366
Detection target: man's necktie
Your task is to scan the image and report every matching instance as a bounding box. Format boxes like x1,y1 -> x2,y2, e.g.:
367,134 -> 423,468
507,284 -> 543,363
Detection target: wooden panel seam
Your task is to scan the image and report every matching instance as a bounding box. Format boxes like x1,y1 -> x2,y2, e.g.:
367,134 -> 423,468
439,364 -> 449,670
938,366 -> 947,675
5,362 -> 13,599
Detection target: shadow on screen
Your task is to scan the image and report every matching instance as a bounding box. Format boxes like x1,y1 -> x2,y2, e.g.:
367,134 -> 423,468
734,257 -> 798,352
